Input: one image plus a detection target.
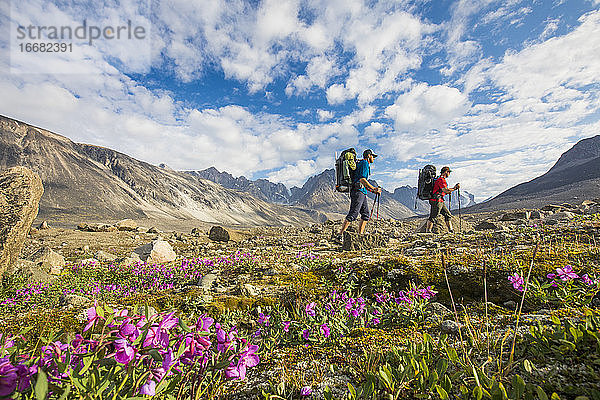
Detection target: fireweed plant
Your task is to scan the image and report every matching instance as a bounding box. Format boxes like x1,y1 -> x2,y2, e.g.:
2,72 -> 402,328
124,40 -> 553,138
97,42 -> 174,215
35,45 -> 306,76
249,284 -> 438,352
0,285 -> 439,399
0,304 -> 260,399
508,265 -> 599,307
0,252 -> 258,312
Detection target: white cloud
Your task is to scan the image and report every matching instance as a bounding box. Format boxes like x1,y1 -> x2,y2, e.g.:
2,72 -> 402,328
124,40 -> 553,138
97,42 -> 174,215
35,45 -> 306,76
385,83 -> 469,132
267,159 -> 319,187
317,109 -> 333,122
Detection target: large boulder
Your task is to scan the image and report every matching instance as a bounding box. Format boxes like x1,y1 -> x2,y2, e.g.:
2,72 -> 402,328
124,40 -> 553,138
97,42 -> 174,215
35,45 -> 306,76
29,247 -> 65,275
209,226 -> 230,242
134,240 -> 176,264
0,167 -> 44,275
115,219 -> 138,231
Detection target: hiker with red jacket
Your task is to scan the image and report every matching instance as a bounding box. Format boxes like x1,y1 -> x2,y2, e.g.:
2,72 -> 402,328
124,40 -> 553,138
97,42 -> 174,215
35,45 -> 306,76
426,166 -> 460,233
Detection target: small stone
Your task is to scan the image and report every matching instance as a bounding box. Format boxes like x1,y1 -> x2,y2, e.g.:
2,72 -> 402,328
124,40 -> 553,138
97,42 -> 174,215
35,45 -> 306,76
240,283 -> 259,296
426,302 -> 450,316
199,273 -> 218,290
309,224 -> 323,234
440,320 -> 460,334
59,294 -> 92,309
38,221 -> 50,229
133,240 -> 176,264
95,250 -> 118,262
115,219 -> 138,231
147,227 -> 160,234
136,305 -> 159,317
503,301 -> 517,310
29,247 -> 65,275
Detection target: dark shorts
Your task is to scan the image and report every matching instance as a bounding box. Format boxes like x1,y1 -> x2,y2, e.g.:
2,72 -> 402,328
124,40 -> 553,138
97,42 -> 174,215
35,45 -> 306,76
346,189 -> 370,222
429,200 -> 452,222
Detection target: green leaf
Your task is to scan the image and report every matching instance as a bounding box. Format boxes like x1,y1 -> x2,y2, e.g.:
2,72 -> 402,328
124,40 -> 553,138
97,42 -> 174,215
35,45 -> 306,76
498,382 -> 508,400
348,382 -> 357,399
429,370 -> 439,389
550,393 -> 561,400
535,386 -> 549,400
35,369 -> 49,400
436,385 -> 449,400
178,318 -> 192,333
323,386 -> 333,400
472,366 -> 481,388
512,375 -> 525,399
551,314 -> 561,325
447,347 -> 459,362
473,386 -> 483,400
79,355 -> 94,376
57,386 -> 71,400
523,359 -> 534,374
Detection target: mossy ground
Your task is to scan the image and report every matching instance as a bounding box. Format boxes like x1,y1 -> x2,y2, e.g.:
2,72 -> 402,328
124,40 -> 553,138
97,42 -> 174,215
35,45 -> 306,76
2,216 -> 600,398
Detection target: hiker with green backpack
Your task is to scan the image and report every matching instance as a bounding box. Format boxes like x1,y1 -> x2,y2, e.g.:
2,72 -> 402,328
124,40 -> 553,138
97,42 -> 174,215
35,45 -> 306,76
338,149 -> 382,238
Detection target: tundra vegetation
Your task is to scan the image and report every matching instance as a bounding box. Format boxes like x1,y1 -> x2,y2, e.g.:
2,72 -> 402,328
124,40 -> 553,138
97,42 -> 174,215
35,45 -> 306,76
1,214 -> 600,399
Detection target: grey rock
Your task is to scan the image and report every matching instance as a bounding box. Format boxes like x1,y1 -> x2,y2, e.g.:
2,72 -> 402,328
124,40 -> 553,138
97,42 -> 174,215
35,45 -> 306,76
134,240 -> 176,264
29,247 -> 65,274
136,305 -> 159,317
95,250 -> 118,262
199,273 -> 218,290
0,167 -> 44,275
529,210 -> 543,219
120,252 -> 142,266
426,302 -> 450,316
440,320 -> 460,334
342,232 -> 388,251
59,294 -> 92,309
541,204 -> 563,212
503,300 -> 517,310
545,211 -> 574,221
240,283 -> 259,296
9,258 -> 55,282
386,268 -> 410,281
475,221 -> 499,231
309,224 -> 323,234
115,219 -> 138,231
209,226 -> 230,242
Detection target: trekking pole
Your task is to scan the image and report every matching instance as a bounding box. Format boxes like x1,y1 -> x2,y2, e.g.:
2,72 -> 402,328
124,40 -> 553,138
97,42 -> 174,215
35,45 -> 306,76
369,192 -> 378,220
458,188 -> 462,233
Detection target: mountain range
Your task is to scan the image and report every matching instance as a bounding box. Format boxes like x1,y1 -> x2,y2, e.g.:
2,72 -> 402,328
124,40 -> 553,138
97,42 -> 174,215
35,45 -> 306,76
2,114 -> 596,228
189,166 -> 476,217
469,135 -> 600,211
0,115 -> 325,228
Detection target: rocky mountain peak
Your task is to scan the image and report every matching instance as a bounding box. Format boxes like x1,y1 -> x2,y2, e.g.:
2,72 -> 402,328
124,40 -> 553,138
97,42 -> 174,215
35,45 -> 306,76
549,135 -> 600,173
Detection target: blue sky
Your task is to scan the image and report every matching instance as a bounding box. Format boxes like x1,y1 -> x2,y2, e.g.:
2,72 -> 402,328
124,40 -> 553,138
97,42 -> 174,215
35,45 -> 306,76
1,0 -> 600,201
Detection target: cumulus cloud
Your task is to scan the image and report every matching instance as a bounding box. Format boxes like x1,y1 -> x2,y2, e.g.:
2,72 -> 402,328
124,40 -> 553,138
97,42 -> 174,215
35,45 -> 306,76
385,83 -> 469,132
